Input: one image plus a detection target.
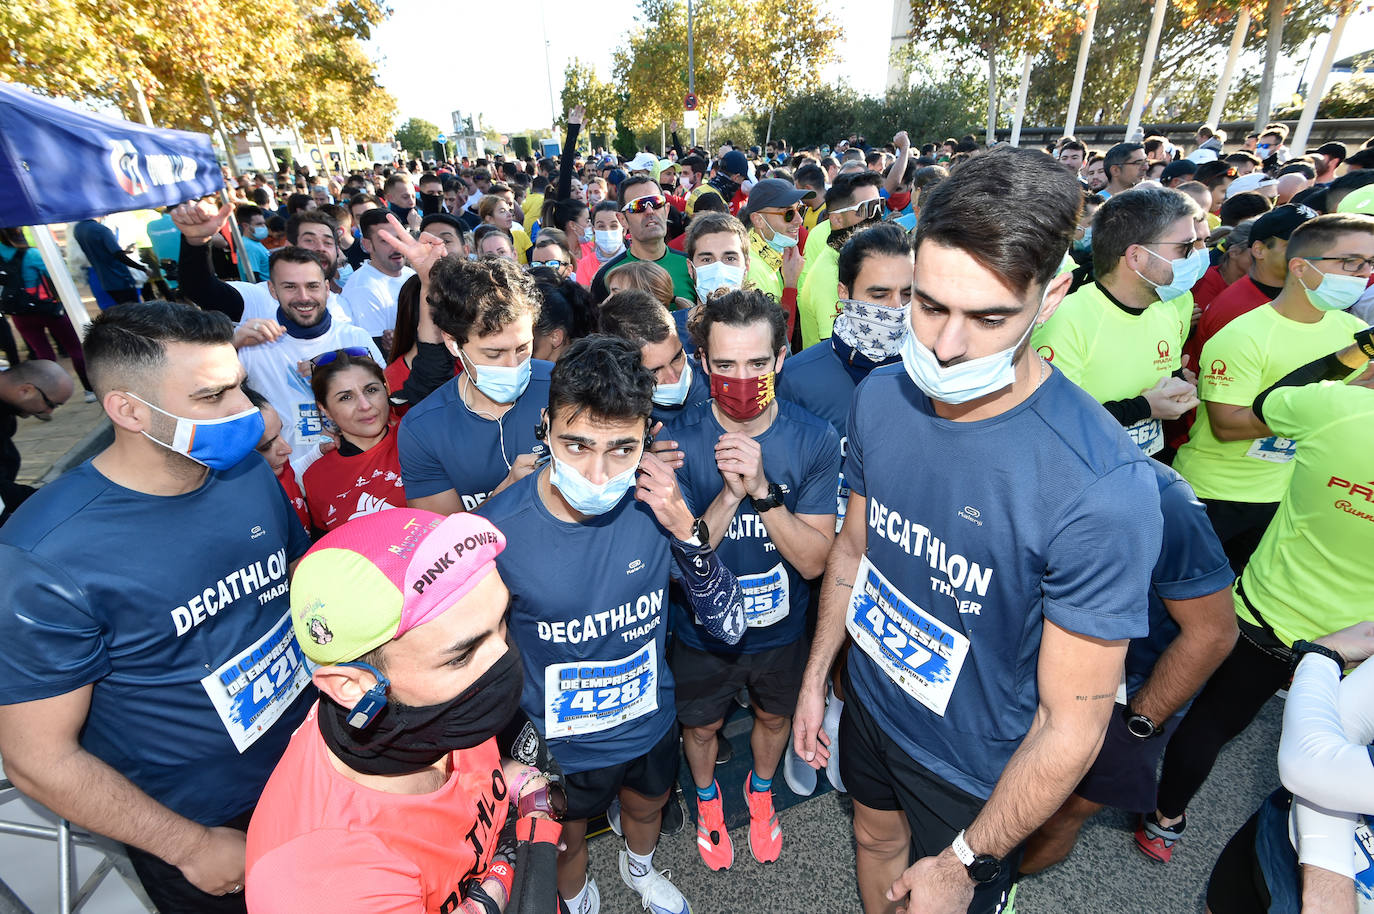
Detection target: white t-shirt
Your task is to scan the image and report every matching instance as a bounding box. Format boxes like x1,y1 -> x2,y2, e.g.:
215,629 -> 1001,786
231,280 -> 352,327
338,262 -> 414,338
236,323 -> 384,475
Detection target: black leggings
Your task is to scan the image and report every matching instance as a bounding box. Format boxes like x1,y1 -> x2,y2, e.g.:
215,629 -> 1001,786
1154,632 -> 1289,819
1199,498 -> 1279,578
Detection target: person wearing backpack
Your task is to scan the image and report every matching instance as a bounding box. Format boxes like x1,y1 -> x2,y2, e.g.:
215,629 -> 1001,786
0,229 -> 93,400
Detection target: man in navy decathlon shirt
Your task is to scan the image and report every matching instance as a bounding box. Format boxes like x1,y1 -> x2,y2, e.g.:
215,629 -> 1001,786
401,257 -> 551,513
778,222 -> 914,530
597,289 -> 710,430
0,302 -> 313,914
794,148 -> 1161,914
669,289 -> 839,870
1019,460 -> 1236,874
480,335 -> 743,914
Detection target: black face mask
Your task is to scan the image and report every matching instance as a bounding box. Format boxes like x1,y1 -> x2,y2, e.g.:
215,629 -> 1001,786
828,214 -> 882,252
319,637 -> 525,776
709,172 -> 741,201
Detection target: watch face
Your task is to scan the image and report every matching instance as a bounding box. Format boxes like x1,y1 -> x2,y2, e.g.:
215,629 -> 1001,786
968,856 -> 1001,883
1126,715 -> 1156,739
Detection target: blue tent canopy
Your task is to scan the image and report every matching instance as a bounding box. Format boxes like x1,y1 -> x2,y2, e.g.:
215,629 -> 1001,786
0,82 -> 223,229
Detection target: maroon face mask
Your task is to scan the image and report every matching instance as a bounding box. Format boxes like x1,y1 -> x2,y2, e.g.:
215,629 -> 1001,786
710,371 -> 776,422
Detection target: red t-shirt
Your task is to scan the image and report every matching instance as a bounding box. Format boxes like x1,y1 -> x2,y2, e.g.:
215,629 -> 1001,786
276,463 -> 310,531
1191,265 -> 1230,311
1188,275 -> 1277,369
245,703 -> 508,914
301,426 -> 405,532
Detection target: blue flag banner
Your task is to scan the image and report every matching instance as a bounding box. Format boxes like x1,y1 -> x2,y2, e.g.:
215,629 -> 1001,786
0,82 -> 224,228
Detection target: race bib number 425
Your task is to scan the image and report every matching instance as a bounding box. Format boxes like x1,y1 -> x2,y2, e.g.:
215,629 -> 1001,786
544,645 -> 659,738
200,610 -> 310,753
846,556 -> 970,717
740,563 -> 790,628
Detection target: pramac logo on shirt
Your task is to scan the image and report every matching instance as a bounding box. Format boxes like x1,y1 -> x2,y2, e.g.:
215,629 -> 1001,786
1208,359 -> 1233,386
1154,340 -> 1174,371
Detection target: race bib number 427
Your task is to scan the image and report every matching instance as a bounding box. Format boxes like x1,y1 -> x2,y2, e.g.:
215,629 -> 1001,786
544,645 -> 659,739
200,610 -> 310,753
846,556 -> 970,717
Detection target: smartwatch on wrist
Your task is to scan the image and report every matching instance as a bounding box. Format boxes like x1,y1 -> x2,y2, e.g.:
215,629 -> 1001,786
517,781 -> 567,820
1289,640 -> 1346,677
749,482 -> 785,513
951,829 -> 1001,884
682,517 -> 709,547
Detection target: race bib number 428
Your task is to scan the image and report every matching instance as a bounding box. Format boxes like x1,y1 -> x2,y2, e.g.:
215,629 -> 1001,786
846,556 -> 970,717
544,645 -> 659,738
200,610 -> 310,753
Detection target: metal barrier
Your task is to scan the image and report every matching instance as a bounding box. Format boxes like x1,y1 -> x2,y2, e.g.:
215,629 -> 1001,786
997,118 -> 1374,150
0,779 -> 157,914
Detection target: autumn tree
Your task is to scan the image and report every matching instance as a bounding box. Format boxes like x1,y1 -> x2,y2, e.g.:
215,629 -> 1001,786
560,58 -> 621,140
395,118 -> 440,158
907,0 -> 1070,144
732,0 -> 843,142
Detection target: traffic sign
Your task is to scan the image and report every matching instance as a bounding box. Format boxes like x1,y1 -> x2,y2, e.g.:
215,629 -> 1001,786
684,93 -> 698,111
436,133 -> 448,145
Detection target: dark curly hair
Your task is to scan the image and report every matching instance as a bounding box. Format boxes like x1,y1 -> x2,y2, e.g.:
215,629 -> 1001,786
547,334 -> 654,426
426,256 -> 541,346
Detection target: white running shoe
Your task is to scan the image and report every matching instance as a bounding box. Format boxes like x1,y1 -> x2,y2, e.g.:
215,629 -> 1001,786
619,849 -> 691,914
823,688 -> 846,793
783,729 -> 817,796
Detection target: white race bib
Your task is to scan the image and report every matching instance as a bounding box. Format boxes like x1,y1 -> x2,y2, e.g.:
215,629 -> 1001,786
200,610 -> 311,753
835,471 -> 850,534
1124,417 -> 1163,456
846,556 -> 970,717
1356,817 -> 1373,912
543,644 -> 658,738
740,562 -> 790,628
1246,435 -> 1297,464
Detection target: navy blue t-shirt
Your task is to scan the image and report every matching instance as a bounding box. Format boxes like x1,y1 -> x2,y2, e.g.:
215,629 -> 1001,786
478,471 -> 676,774
669,399 -> 840,654
777,339 -> 898,531
0,457 -> 313,825
399,360 -> 553,510
651,361 -> 711,428
1125,460 -> 1234,703
844,365 -> 1160,799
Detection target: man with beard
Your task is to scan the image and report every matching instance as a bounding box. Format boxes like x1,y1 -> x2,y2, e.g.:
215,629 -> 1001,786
171,200 -> 382,471
176,205 -> 356,327
589,177 -> 695,304
797,170 -> 884,349
246,509 -> 566,914
741,179 -> 811,322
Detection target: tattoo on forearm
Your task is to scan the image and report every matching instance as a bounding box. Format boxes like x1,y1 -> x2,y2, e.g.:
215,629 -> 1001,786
1074,693 -> 1115,701
833,578 -> 853,589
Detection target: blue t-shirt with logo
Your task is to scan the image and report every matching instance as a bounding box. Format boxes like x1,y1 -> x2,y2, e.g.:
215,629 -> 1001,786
651,363 -> 711,429
844,365 -> 1159,799
669,399 -> 840,654
1125,460 -> 1235,702
478,471 -> 676,774
0,457 -> 313,825
399,360 -> 553,511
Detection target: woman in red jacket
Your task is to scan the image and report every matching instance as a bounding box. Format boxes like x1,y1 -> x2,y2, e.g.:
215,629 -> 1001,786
301,349 -> 406,534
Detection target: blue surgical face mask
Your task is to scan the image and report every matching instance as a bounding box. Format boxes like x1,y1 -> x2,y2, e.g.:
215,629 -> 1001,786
1300,267 -> 1367,312
251,225 -> 269,241
764,226 -> 798,251
550,454 -> 638,515
900,291 -> 1045,404
1072,225 -> 1093,254
652,359 -> 694,407
460,350 -> 532,404
694,261 -> 745,302
594,228 -> 624,255
1136,246 -> 1208,301
582,225 -> 594,244
126,393 -> 264,470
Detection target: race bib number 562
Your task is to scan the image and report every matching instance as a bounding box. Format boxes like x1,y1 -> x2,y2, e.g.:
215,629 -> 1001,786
846,556 -> 970,717
200,610 -> 310,753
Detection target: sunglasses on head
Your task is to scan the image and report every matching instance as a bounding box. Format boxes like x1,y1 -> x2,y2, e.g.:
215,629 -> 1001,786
830,198 -> 883,221
621,194 -> 668,215
309,347 -> 374,368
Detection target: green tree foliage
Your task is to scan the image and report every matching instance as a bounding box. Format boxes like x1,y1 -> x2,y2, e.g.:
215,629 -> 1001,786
560,58 -> 622,138
395,117 -> 440,158
762,75 -> 983,149
1277,75 -> 1374,119
1023,0 -> 1331,127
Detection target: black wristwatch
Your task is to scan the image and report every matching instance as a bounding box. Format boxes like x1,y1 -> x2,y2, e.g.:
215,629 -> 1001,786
682,516 -> 709,547
1121,704 -> 1161,740
749,482 -> 785,513
1289,640 -> 1346,677
951,830 -> 1001,884
1355,326 -> 1374,360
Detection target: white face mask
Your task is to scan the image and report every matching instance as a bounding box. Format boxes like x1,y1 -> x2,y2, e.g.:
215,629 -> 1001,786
1300,267 -> 1368,312
594,228 -> 624,255
652,359 -> 694,407
900,290 -> 1046,405
693,261 -> 744,302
